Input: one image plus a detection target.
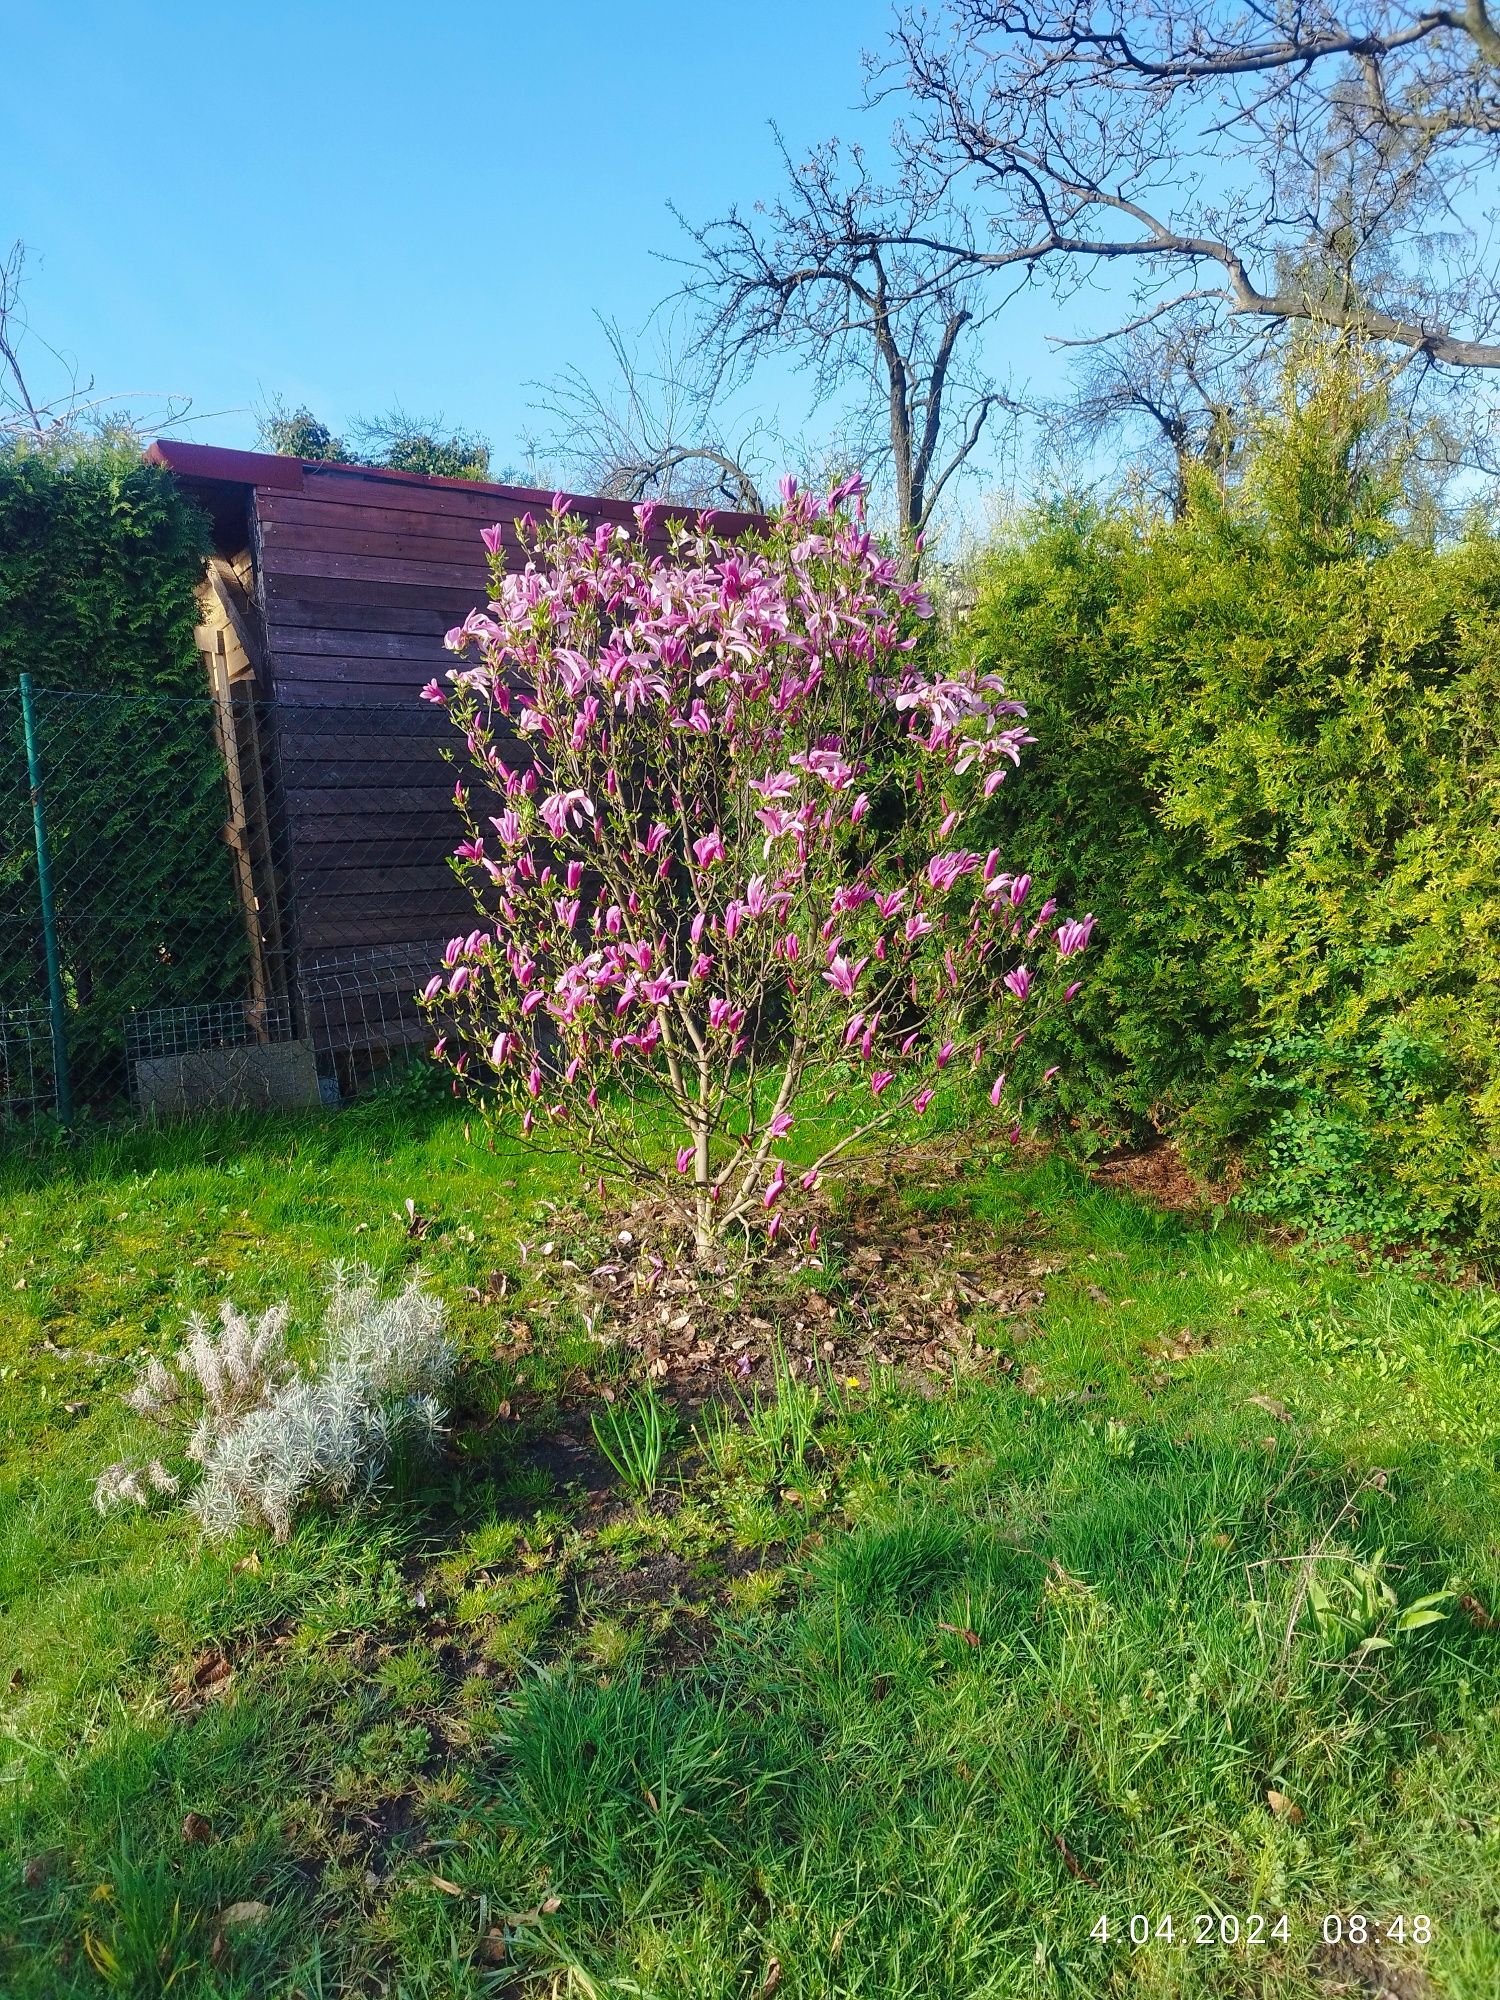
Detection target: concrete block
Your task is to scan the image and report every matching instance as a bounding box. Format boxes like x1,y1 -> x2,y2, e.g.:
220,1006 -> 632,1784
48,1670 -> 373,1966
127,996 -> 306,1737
134,1040 -> 323,1118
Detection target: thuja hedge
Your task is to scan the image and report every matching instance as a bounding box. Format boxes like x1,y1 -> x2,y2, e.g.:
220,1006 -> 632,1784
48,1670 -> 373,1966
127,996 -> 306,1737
963,384 -> 1500,1263
0,438 -> 244,1105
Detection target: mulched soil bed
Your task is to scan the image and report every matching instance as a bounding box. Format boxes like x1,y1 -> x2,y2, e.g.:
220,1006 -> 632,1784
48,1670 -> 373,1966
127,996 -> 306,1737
516,1138 -> 1065,1410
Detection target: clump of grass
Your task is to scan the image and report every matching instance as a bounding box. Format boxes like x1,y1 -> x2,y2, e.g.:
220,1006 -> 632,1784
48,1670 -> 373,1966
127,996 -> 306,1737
592,1386 -> 676,1497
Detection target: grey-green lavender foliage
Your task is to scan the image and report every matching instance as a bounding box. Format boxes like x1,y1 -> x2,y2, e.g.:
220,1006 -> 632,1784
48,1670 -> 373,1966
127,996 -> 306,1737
96,1268 -> 455,1541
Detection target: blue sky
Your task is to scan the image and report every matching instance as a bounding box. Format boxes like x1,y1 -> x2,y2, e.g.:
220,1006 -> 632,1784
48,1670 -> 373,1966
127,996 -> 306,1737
4,0 -> 1075,497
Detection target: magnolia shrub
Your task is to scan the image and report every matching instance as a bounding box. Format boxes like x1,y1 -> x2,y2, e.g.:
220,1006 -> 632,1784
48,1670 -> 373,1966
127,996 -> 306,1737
424,478 -> 1092,1254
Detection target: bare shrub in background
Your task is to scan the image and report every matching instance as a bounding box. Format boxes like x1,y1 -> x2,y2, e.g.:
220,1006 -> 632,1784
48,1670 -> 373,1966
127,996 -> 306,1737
96,1268 -> 455,1542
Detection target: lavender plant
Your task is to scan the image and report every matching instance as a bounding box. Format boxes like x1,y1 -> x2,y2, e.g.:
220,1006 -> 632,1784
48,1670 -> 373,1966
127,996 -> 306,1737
95,1268 -> 455,1541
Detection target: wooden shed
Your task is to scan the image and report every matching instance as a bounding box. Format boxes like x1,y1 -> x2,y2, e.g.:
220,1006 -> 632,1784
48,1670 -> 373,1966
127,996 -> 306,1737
146,440 -> 759,1073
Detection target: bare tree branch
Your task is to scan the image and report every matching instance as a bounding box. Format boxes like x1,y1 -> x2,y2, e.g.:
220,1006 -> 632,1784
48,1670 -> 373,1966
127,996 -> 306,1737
676,130 -> 1017,562
528,315 -> 768,513
879,3 -> 1500,382
1,239 -> 197,447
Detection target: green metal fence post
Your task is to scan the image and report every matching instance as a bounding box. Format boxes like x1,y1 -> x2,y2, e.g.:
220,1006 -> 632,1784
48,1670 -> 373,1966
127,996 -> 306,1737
19,675 -> 72,1127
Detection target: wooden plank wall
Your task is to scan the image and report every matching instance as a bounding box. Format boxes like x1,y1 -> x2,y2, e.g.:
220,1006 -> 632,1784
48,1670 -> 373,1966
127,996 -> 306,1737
248,463 -> 754,959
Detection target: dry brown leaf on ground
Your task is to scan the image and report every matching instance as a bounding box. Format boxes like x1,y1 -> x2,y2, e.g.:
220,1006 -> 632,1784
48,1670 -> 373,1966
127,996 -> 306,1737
1045,1827 -> 1098,1885
504,1895 -> 562,1924
216,1901 -> 272,1928
1249,1394 -> 1294,1422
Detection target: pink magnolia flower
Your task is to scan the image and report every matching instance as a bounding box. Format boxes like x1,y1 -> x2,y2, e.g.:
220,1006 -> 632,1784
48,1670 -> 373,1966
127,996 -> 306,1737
912,1086 -> 935,1114
870,1070 -> 895,1098
989,1072 -> 1007,1107
676,1146 -> 694,1174
794,746 -> 856,791
768,1111 -> 794,1139
822,953 -> 869,1000
927,850 -> 981,893
540,788 -> 596,838
1055,916 -> 1096,958
692,830 -> 726,868
1004,965 -> 1032,1001
750,769 -> 800,802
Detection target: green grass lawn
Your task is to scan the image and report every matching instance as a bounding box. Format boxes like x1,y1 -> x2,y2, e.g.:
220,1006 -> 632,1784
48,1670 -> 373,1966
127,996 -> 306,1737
1,1087 -> 1497,1998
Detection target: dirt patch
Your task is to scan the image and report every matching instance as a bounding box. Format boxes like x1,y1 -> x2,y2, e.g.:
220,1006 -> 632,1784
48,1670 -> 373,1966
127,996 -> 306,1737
1314,1940 -> 1434,1999
536,1140 -> 1055,1404
1090,1139 -> 1228,1213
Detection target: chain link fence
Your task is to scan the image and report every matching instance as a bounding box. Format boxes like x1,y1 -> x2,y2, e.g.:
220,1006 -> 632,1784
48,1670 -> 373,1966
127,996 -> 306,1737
1,681 -> 470,1130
